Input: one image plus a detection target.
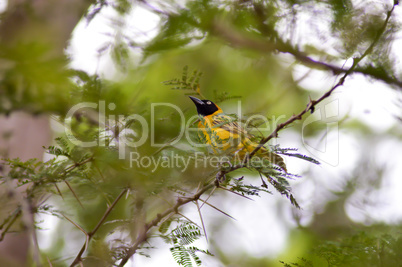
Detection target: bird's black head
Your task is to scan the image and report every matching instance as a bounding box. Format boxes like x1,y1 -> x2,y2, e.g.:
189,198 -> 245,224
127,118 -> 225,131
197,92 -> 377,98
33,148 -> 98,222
189,96 -> 220,117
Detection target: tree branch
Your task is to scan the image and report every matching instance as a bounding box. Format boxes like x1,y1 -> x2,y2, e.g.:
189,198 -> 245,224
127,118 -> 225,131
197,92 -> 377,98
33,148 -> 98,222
117,183 -> 215,266
211,4 -> 402,89
244,2 -> 399,160
70,188 -> 128,267
111,3 -> 401,266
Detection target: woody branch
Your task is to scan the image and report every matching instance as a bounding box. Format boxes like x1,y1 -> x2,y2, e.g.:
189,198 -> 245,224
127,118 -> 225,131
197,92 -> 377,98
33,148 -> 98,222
74,3 -> 399,266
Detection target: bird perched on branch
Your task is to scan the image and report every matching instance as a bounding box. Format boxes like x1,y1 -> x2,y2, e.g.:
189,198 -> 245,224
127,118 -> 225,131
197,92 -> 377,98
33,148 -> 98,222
189,96 -> 286,172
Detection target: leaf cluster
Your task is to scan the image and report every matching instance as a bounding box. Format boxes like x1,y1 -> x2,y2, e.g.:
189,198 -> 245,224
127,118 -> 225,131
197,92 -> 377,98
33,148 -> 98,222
281,230 -> 402,267
159,220 -> 212,267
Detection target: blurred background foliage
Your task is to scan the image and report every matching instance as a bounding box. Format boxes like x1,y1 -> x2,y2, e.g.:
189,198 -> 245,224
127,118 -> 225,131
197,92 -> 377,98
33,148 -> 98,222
0,0 -> 402,266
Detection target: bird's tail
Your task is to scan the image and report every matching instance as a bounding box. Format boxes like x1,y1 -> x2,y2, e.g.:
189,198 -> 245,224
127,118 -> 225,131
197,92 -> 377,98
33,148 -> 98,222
261,151 -> 287,173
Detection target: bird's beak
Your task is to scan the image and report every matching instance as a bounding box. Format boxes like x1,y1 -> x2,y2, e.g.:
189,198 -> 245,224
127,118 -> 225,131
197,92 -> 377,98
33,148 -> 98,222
189,96 -> 204,106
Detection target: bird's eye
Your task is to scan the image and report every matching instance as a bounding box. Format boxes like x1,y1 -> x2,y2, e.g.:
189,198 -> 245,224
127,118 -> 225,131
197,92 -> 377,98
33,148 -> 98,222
207,101 -> 211,105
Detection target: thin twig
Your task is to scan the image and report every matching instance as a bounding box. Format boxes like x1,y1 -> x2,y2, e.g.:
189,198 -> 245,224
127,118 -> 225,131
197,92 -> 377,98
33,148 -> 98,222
117,183 -> 215,266
64,181 -> 84,209
64,157 -> 93,174
199,186 -> 216,209
54,183 -> 64,199
0,208 -> 21,241
70,188 -> 128,267
27,199 -> 42,267
177,212 -> 201,229
62,213 -> 90,253
47,257 -> 53,267
61,157 -> 94,208
217,185 -> 254,201
242,3 -> 399,166
114,4 -> 399,266
198,198 -> 236,221
212,5 -> 402,89
195,201 -> 208,242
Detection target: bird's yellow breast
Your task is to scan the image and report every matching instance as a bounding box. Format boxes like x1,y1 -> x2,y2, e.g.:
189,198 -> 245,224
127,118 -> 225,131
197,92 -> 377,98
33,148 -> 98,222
198,112 -> 252,155
191,100 -> 287,172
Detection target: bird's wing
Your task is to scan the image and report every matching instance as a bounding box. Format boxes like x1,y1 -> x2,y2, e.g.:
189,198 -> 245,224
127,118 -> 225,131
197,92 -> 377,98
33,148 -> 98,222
211,114 -> 250,137
212,115 -> 287,172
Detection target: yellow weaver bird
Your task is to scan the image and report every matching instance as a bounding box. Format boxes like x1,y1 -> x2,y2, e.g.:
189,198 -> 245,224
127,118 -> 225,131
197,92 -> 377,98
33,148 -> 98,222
189,96 -> 287,172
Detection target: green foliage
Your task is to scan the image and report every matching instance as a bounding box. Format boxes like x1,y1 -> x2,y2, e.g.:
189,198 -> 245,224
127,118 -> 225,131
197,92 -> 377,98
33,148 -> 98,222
280,230 -> 402,267
275,147 -> 320,166
1,0 -> 401,266
0,44 -> 71,114
1,140 -> 93,189
228,176 -> 272,197
163,65 -> 203,92
213,90 -> 242,103
280,258 -> 313,267
163,64 -> 319,207
160,221 -> 213,267
143,1 -> 219,57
